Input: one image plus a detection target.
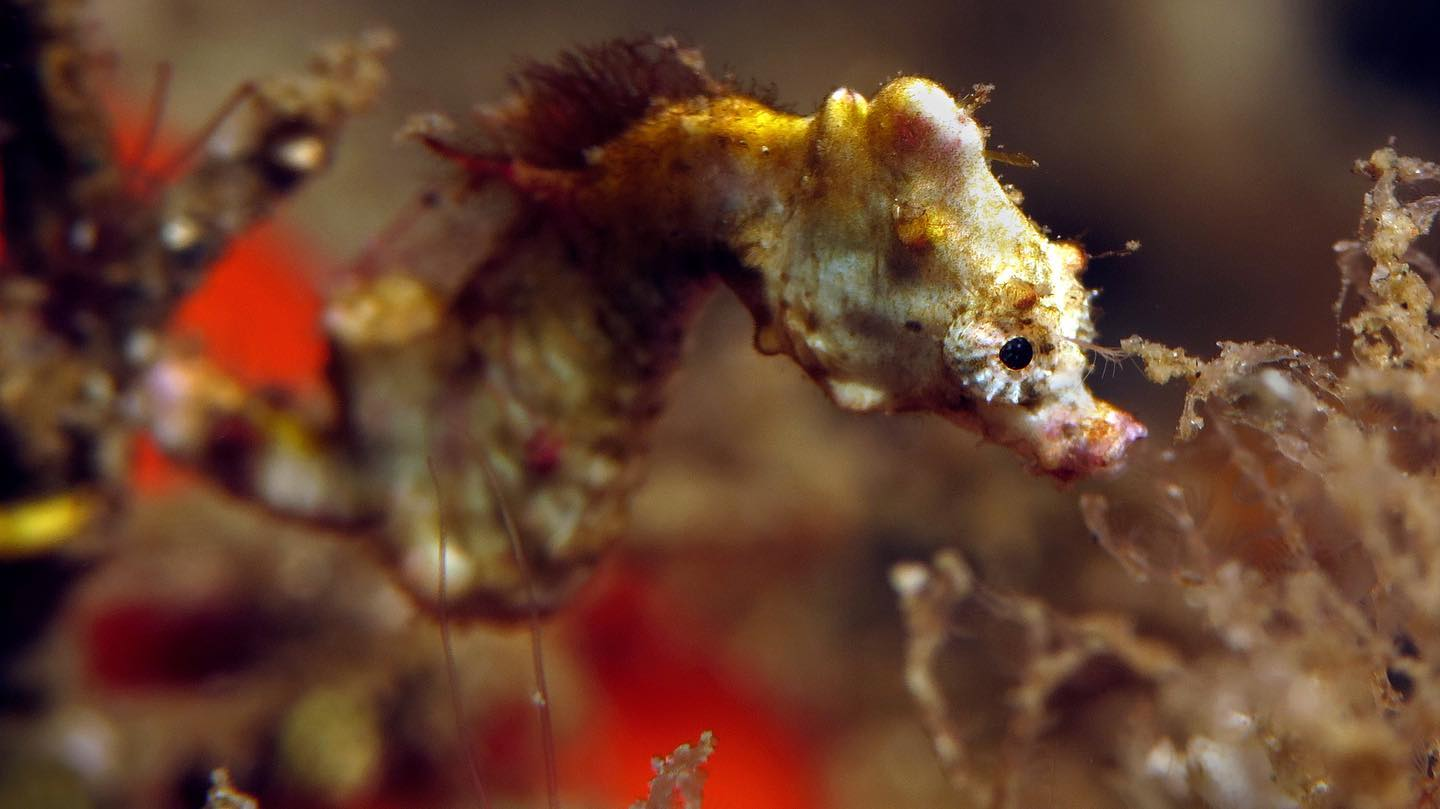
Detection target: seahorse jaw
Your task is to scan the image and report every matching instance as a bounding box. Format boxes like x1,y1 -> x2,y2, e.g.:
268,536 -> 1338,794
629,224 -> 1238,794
1036,400 -> 1148,482
947,396 -> 1147,482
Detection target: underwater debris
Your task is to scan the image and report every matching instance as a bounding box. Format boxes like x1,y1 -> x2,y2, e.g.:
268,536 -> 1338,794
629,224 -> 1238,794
890,552 -> 983,804
0,0 -> 391,552
629,731 -> 716,809
192,735 -> 719,809
202,770 -> 258,809
1067,147 -> 1440,808
892,549 -> 1179,809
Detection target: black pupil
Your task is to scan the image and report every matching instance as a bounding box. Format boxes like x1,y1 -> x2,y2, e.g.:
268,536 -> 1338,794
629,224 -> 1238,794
999,337 -> 1033,370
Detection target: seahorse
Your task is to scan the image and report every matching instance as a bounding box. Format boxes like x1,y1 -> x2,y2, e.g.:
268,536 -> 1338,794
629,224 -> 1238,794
145,38 -> 1144,619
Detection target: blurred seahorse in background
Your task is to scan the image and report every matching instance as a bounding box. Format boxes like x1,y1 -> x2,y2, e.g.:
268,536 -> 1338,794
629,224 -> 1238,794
146,37 -> 1144,618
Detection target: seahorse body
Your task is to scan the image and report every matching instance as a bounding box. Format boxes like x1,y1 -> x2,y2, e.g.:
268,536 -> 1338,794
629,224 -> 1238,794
154,39 -> 1144,618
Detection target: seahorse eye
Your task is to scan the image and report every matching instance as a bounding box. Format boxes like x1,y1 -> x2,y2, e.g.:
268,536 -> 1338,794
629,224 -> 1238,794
998,337 -> 1033,370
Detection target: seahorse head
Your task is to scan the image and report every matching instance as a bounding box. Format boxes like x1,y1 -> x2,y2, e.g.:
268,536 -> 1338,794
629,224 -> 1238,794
750,77 -> 1144,480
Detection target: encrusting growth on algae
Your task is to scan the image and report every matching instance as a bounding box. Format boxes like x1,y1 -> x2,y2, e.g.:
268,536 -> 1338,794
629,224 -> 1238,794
150,37 -> 1143,619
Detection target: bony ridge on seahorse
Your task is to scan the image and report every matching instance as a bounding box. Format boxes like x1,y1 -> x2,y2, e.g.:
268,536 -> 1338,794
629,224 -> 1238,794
146,38 -> 1145,619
